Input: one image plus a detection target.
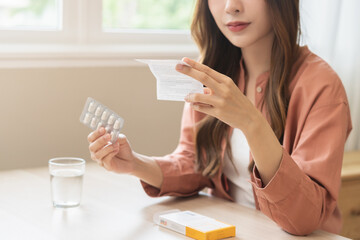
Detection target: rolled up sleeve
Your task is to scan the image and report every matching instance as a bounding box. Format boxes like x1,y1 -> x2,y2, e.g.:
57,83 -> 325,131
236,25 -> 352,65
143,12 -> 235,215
141,103 -> 212,197
251,102 -> 352,235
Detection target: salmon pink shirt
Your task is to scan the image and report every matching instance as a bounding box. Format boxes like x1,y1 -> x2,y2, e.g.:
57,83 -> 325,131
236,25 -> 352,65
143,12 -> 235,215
141,46 -> 352,236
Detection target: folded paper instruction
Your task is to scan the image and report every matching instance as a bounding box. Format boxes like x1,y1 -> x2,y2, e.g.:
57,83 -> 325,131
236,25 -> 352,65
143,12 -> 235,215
136,59 -> 204,101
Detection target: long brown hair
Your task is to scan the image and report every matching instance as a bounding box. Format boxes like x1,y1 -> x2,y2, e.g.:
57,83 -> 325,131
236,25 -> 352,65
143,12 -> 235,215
191,0 -> 300,177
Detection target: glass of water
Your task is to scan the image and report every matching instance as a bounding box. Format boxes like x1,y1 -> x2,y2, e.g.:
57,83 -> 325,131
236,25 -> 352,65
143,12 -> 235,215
49,157 -> 85,208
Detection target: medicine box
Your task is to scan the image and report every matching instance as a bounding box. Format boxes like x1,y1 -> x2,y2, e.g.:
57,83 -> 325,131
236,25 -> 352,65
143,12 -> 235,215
158,210 -> 235,240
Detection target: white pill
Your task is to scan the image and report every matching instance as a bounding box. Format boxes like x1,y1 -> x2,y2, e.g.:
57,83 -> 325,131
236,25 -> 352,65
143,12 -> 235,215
111,131 -> 119,143
113,119 -> 121,129
88,101 -> 96,113
105,125 -> 112,133
97,122 -> 104,129
95,106 -> 102,117
90,118 -> 98,128
108,115 -> 116,124
101,110 -> 110,121
83,113 -> 92,124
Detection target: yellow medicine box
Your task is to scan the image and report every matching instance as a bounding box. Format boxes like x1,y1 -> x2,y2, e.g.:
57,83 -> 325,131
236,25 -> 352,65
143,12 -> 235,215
158,210 -> 236,240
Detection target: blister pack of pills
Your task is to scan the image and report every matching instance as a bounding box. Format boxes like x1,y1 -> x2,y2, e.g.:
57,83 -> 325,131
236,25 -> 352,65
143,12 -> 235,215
80,97 -> 124,144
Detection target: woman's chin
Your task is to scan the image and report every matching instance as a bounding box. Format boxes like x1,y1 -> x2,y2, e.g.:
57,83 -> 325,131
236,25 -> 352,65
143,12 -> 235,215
226,36 -> 253,49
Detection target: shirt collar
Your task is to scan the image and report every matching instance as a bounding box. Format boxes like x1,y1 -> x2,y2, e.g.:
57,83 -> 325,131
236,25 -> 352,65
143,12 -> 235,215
238,57 -> 270,92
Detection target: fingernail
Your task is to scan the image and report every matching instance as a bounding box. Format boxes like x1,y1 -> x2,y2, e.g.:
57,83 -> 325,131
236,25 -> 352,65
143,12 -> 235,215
182,58 -> 192,66
184,94 -> 189,101
99,127 -> 105,134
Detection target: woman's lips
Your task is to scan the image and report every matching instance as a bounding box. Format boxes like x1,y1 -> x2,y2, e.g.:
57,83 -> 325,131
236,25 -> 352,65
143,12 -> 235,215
226,22 -> 250,32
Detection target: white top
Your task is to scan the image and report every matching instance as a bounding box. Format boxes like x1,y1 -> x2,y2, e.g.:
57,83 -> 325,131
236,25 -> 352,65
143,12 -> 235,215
222,128 -> 256,209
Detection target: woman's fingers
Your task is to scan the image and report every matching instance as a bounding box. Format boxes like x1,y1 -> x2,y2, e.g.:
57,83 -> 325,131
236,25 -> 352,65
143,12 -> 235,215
89,132 -> 111,154
182,57 -> 233,84
204,87 -> 212,94
101,149 -> 120,169
185,93 -> 221,107
91,142 -> 119,162
183,58 -> 221,79
176,58 -> 235,97
190,103 -> 215,116
176,64 -> 220,92
191,102 -> 213,108
116,133 -> 128,146
95,142 -> 119,160
87,127 -> 106,143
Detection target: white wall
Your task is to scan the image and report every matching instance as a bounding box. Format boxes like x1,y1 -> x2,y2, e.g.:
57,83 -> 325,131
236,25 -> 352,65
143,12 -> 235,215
0,66 -> 184,170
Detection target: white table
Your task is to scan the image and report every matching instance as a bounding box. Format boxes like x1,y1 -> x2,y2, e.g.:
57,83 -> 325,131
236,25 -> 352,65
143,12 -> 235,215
0,163 -> 349,240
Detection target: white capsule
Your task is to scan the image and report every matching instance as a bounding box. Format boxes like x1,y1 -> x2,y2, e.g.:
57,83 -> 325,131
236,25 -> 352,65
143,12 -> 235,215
111,131 -> 119,143
88,101 -> 96,113
90,118 -> 98,128
95,106 -> 102,117
83,113 -> 92,124
105,125 -> 112,133
97,122 -> 104,129
113,119 -> 121,130
101,110 -> 110,121
108,115 -> 116,125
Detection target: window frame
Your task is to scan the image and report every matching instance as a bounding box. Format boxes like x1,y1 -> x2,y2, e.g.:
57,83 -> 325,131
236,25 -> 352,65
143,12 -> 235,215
0,0 -> 198,68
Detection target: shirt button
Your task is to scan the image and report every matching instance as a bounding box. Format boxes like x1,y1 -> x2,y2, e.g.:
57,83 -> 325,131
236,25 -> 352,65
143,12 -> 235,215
256,87 -> 263,93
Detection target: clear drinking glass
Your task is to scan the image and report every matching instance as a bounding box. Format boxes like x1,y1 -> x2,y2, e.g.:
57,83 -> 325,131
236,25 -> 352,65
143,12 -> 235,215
49,157 -> 85,208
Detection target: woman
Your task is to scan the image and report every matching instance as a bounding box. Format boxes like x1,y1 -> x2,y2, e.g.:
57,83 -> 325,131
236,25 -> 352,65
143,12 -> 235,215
87,0 -> 352,236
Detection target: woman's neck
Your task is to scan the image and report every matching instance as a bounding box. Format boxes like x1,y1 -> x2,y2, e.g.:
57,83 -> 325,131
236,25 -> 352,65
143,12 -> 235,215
241,31 -> 274,81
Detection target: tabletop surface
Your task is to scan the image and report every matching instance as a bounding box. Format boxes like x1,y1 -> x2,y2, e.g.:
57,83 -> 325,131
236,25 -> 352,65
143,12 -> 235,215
0,163 -> 349,240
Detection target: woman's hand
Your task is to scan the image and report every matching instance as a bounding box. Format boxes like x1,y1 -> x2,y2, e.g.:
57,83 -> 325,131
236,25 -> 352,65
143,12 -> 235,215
87,127 -> 137,174
176,57 -> 261,132
177,58 -> 283,185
